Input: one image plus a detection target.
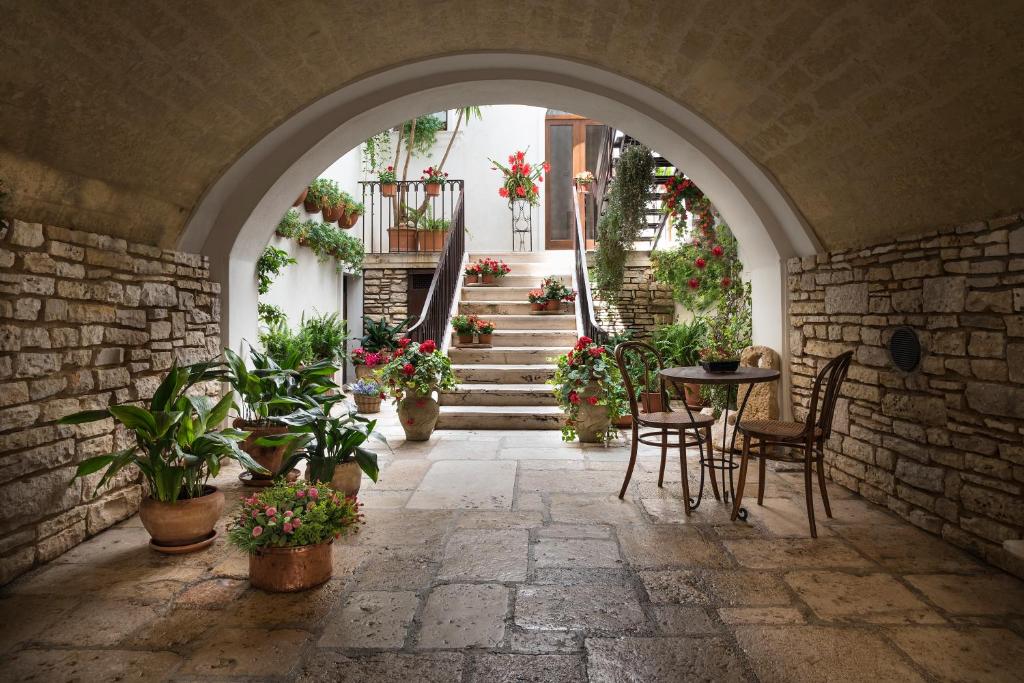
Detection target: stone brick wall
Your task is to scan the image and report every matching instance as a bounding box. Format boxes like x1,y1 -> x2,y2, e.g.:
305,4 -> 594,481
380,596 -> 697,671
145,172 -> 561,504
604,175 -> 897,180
788,213 -> 1024,576
0,220 -> 221,584
362,268 -> 410,324
592,251 -> 675,339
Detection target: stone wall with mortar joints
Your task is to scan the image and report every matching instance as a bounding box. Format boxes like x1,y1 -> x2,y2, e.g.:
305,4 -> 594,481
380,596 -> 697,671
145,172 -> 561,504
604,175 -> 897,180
788,213 -> 1024,577
0,220 -> 221,585
362,268 -> 409,324
592,252 -> 675,339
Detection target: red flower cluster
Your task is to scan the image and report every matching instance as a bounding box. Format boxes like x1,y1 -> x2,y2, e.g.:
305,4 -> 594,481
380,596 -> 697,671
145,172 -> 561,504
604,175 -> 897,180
419,339 -> 436,354
421,167 -> 449,183
492,151 -> 548,206
476,258 -> 512,277
351,347 -> 390,367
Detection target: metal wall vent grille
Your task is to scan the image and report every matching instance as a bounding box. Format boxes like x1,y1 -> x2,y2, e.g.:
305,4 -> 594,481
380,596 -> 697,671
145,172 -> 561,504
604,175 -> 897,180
888,326 -> 921,372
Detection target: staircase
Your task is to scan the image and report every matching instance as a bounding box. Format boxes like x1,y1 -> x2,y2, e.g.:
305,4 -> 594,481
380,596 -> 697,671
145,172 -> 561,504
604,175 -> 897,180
437,251 -> 576,430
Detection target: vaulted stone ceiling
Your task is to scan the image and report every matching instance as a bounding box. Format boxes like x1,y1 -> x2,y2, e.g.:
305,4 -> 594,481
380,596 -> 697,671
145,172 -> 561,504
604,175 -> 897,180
2,0 -> 1022,250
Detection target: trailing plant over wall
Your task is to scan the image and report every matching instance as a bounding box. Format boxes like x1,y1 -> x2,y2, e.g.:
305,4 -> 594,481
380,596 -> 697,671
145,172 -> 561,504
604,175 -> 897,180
256,246 -> 296,295
361,129 -> 393,176
272,210 -> 365,273
651,220 -> 742,313
258,303 -> 288,327
593,143 -> 655,296
400,114 -> 446,158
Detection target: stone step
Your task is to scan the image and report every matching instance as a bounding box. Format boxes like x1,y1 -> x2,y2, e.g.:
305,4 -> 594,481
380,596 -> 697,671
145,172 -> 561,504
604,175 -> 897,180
474,314 -> 576,330
464,262 -> 571,278
437,405 -> 564,430
467,251 -> 575,264
458,301 -> 536,315
452,330 -> 577,347
448,346 -> 565,364
452,364 -> 556,384
462,285 -> 548,301
439,383 -> 557,406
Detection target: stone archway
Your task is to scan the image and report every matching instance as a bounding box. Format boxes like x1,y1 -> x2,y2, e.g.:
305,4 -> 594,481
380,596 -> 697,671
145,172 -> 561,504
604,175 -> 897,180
179,53 -> 819,375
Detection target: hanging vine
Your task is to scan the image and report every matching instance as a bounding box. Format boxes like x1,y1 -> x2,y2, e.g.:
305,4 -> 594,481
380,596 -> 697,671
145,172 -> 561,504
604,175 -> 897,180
592,143 -> 655,296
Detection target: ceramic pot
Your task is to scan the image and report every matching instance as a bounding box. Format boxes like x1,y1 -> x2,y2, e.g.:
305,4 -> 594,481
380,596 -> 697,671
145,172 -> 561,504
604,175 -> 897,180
425,182 -> 441,196
481,274 -> 495,285
339,211 -> 360,229
640,392 -> 664,414
354,394 -> 381,414
477,333 -> 493,345
330,460 -> 362,497
139,486 -> 224,549
576,382 -> 610,443
614,413 -> 633,428
545,299 -> 561,311
293,188 -> 308,207
457,333 -> 474,345
465,274 -> 479,284
683,383 -> 705,408
249,540 -> 333,592
234,419 -> 290,479
381,183 -> 397,197
398,391 -> 439,441
417,229 -> 448,251
388,227 -> 418,252
322,205 -> 344,222
303,198 -> 319,213
530,302 -> 544,312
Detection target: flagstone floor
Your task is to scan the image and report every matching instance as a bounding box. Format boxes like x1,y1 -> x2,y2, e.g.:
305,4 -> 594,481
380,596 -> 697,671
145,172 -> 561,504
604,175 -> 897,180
3,402 -> 1024,682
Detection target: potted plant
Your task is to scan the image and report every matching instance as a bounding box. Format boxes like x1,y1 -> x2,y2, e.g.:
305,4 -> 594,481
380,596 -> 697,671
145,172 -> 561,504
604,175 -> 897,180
352,378 -> 384,413
378,338 -> 456,441
491,150 -> 549,206
388,203 -> 423,252
541,276 -> 576,311
338,193 -> 363,229
418,214 -> 451,251
379,165 -> 397,197
303,180 -> 323,213
574,170 -> 595,192
228,480 -> 362,592
60,361 -> 266,553
551,336 -> 628,444
306,178 -> 339,215
476,319 -> 495,345
421,166 -> 448,196
351,347 -> 388,380
653,318 -> 708,407
224,347 -> 338,484
359,317 -> 412,354
321,184 -> 345,223
478,257 -> 511,285
452,315 -> 477,346
464,263 -> 482,285
528,289 -> 547,312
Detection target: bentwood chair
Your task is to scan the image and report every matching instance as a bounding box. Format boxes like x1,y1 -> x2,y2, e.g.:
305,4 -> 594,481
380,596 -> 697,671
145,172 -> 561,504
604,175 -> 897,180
614,341 -> 715,511
730,350 -> 853,537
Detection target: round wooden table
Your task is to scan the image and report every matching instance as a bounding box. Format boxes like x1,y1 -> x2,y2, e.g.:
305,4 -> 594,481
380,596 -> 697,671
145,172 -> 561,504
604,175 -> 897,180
659,366 -> 780,518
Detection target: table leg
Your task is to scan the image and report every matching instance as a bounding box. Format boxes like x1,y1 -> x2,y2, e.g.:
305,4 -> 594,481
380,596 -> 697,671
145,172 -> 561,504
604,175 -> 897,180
724,383 -> 755,521
678,383 -> 706,511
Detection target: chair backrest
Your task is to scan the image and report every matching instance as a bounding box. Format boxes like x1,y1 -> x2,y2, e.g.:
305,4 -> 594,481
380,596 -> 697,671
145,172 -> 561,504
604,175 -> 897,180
805,350 -> 853,441
614,340 -> 668,419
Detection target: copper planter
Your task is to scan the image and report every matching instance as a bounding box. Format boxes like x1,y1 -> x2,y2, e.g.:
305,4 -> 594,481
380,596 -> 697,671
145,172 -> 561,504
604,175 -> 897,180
249,540 -> 333,592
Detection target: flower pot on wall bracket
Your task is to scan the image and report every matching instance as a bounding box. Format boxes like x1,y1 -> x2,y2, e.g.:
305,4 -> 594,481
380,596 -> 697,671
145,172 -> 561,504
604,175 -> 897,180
425,182 -> 441,197
293,188 -> 308,207
339,211 -> 360,229
303,198 -> 319,213
322,205 -> 344,222
397,391 -> 440,441
381,183 -> 397,197
387,227 -> 418,252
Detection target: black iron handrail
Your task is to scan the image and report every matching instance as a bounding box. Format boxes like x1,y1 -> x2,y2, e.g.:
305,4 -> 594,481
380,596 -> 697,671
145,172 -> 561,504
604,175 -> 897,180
406,190 -> 466,345
359,179 -> 464,254
573,187 -> 610,346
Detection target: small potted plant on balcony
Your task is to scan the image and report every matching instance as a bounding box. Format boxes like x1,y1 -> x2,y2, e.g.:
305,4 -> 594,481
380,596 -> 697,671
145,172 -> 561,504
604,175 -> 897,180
61,361 -> 266,553
574,170 -> 595,192
528,288 -> 547,312
478,257 -> 511,285
351,347 -> 388,380
551,336 -> 627,444
452,314 -> 477,346
379,165 -> 398,197
421,166 -> 448,197
378,338 -> 456,441
351,378 -> 384,414
228,479 -> 362,592
388,203 -> 423,252
464,263 -> 482,285
476,319 -> 495,345
417,214 -> 451,251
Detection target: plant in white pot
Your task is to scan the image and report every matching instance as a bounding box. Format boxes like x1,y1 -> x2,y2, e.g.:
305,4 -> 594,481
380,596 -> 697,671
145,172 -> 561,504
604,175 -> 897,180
60,361 -> 267,553
276,394 -> 386,498
378,338 -> 456,441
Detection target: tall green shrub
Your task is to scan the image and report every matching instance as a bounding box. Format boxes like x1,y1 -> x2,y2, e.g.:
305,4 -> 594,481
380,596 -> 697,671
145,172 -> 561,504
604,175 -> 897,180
593,144 -> 655,296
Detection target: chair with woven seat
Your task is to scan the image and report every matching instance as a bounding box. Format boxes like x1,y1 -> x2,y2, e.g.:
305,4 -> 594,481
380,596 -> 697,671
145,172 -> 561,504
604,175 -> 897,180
614,341 -> 716,511
730,350 -> 853,537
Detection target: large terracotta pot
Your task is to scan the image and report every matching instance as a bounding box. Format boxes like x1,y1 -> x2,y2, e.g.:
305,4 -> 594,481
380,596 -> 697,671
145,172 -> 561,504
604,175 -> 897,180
465,274 -> 479,284
354,394 -> 381,414
545,299 -> 561,311
481,274 -> 495,285
417,229 -> 448,251
388,227 -> 418,252
425,182 -> 441,196
293,188 -> 308,207
381,183 -> 397,197
478,333 -> 493,345
249,540 -> 333,592
303,458 -> 360,497
139,486 -> 224,549
576,382 -> 610,443
234,419 -> 290,479
530,302 -> 544,312
303,198 -> 319,213
683,383 -> 705,408
398,391 -> 440,441
322,205 -> 344,222
640,392 -> 664,414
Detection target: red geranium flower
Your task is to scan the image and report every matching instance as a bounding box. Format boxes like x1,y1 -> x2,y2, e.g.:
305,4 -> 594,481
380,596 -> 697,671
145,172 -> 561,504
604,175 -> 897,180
398,337 -> 411,347
568,391 -> 580,404
498,187 -> 509,198
515,186 -> 526,197
711,245 -> 724,257
721,276 -> 732,288
688,278 -> 700,290
587,396 -> 598,405
578,336 -> 592,346
402,363 -> 415,376
588,346 -> 603,357
419,339 -> 436,354
695,258 -> 707,269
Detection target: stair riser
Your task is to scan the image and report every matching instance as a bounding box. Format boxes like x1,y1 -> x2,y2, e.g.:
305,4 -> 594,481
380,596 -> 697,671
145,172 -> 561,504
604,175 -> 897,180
467,252 -> 576,264
455,367 -> 555,384
449,348 -> 562,364
458,302 -> 535,315
453,331 -> 576,347
462,286 -> 543,301
439,390 -> 557,407
465,263 -> 570,278
468,315 -> 576,330
437,412 -> 564,430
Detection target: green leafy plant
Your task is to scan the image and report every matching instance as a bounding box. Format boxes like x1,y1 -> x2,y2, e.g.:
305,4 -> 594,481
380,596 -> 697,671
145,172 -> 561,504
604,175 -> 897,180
401,114 -> 446,158
420,214 -> 450,232
652,318 -> 708,368
550,336 -> 627,443
378,339 -> 456,399
276,209 -> 301,238
223,347 -> 338,424
227,479 -> 362,553
360,317 -> 412,353
277,394 -> 386,484
476,319 -> 495,334
451,315 -> 477,335
257,303 -> 288,327
299,312 -> 348,364
256,246 -> 296,295
295,219 -> 364,272
540,275 -> 576,302
363,130 -> 394,176
593,143 -> 655,296
651,220 -> 743,314
307,178 -> 342,211
258,318 -> 312,369
60,361 -> 266,503
377,164 -> 397,184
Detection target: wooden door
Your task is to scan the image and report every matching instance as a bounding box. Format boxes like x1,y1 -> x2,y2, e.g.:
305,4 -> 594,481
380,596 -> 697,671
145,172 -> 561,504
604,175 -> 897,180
545,115 -> 605,250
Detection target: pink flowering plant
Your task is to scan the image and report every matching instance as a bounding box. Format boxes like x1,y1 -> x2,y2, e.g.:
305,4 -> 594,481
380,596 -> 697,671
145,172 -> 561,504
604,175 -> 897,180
377,338 -> 456,399
550,336 -> 627,443
350,347 -> 388,368
228,479 -> 362,553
